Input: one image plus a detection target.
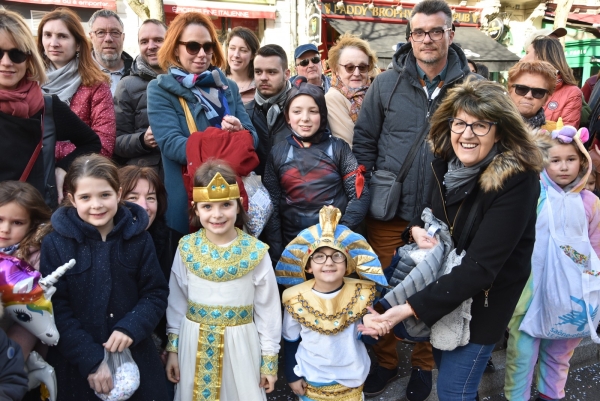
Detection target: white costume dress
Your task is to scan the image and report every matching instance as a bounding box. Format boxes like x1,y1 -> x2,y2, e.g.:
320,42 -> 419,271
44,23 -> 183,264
166,228 -> 281,401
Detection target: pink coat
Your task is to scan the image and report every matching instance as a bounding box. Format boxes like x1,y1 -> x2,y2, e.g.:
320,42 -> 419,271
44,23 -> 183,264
55,82 -> 115,160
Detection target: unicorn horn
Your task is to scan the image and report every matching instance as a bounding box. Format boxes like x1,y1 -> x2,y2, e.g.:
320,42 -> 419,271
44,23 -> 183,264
39,259 -> 76,290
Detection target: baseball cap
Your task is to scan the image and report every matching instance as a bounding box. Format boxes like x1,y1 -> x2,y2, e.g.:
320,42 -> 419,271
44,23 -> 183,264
294,43 -> 319,59
524,27 -> 567,49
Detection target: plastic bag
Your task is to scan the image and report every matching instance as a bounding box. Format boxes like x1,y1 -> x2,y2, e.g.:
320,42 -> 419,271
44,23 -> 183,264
94,349 -> 140,401
242,173 -> 273,237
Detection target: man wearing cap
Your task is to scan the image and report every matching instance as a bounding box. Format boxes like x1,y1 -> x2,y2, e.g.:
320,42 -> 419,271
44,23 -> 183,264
289,43 -> 331,93
352,0 -> 474,400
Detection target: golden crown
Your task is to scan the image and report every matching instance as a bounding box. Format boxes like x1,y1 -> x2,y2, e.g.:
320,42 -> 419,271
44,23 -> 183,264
193,172 -> 240,202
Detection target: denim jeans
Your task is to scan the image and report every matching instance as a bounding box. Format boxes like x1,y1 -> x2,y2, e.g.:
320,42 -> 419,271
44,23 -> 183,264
433,342 -> 495,401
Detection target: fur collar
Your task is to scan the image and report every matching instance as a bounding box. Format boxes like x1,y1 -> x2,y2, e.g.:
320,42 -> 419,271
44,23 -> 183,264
478,151 -> 524,193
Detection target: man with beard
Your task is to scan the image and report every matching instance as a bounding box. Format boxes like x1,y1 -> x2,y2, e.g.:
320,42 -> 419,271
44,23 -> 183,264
113,19 -> 167,175
352,1 -> 474,400
245,44 -> 293,176
89,9 -> 133,95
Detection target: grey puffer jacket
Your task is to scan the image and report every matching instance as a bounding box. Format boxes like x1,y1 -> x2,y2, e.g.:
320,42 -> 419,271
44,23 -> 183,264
353,43 -> 472,221
113,56 -> 162,173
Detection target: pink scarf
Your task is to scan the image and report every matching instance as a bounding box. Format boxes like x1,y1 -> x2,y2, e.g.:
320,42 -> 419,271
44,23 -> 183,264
330,74 -> 369,123
0,79 -> 44,119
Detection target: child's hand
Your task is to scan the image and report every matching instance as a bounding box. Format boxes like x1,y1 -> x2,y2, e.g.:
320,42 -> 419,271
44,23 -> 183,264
411,227 -> 438,249
288,378 -> 307,396
87,361 -> 113,394
259,374 -> 277,393
360,307 -> 391,339
166,352 -> 180,383
103,331 -> 133,352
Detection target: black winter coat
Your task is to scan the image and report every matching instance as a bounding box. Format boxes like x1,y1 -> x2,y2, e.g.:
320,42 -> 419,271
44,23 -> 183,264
384,154 -> 540,345
40,203 -> 169,401
244,100 -> 293,176
113,57 -> 163,175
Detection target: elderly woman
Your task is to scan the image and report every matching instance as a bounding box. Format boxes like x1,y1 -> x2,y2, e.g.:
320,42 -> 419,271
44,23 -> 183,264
0,9 -> 100,208
361,79 -> 543,401
508,60 -> 557,130
522,36 -> 582,128
38,8 -> 115,160
325,33 -> 378,146
147,12 -> 257,234
224,27 -> 260,104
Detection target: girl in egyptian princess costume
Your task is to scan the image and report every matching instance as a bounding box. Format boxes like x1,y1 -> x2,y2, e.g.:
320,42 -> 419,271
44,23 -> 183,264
276,206 -> 388,401
165,161 -> 281,401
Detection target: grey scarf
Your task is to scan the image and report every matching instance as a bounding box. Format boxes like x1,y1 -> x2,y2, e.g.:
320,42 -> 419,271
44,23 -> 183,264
524,107 -> 546,130
135,55 -> 158,80
444,144 -> 499,191
42,58 -> 82,105
254,81 -> 291,129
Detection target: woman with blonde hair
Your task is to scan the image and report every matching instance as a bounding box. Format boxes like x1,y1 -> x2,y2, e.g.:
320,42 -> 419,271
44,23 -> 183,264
147,12 -> 256,234
522,36 -> 582,128
0,9 -> 100,208
38,7 -> 115,161
224,27 -> 260,104
325,33 -> 378,145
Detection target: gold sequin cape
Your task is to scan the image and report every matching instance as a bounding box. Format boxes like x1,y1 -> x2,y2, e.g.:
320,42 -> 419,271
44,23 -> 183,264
282,277 -> 376,335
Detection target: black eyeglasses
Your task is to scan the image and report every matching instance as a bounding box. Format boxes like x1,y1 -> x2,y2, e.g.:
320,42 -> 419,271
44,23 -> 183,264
511,84 -> 549,99
310,251 -> 347,264
0,48 -> 29,64
92,30 -> 123,39
409,28 -> 451,42
178,41 -> 215,55
339,63 -> 369,74
296,56 -> 321,67
448,118 -> 497,136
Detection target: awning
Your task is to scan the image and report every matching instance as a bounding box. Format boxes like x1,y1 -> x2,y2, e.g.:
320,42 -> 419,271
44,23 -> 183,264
326,19 -> 520,72
164,0 -> 276,19
2,0 -> 116,10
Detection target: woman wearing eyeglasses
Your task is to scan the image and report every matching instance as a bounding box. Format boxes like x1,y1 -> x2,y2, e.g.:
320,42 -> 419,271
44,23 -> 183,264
0,9 -> 101,209
147,12 -> 257,234
507,61 -> 557,131
324,33 -> 378,146
224,27 -> 259,105
360,78 -> 543,401
521,36 -> 582,128
37,8 -> 116,190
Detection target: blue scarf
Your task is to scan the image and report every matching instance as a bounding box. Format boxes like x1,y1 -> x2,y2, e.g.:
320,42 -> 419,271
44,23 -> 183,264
0,244 -> 19,255
170,66 -> 231,128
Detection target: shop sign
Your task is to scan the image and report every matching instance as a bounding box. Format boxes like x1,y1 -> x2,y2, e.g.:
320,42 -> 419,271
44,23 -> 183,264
307,0 -> 321,45
486,18 -> 504,41
3,0 -> 116,9
210,0 -> 276,5
322,1 -> 480,24
164,4 -> 276,19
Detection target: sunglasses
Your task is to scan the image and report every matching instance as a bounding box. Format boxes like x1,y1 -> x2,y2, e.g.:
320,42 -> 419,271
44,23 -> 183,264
0,48 -> 29,64
511,84 -> 549,99
339,63 -> 369,74
296,56 -> 321,67
178,41 -> 215,56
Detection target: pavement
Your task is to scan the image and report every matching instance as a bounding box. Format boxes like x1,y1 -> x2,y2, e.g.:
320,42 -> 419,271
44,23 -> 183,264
268,337 -> 600,401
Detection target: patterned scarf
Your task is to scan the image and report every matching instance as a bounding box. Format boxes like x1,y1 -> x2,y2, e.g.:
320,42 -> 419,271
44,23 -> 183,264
0,244 -> 19,255
524,107 -> 546,129
170,66 -> 230,128
330,74 -> 369,123
0,79 -> 44,119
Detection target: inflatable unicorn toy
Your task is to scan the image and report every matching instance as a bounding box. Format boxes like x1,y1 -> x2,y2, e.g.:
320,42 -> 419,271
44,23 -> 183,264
0,252 -> 75,346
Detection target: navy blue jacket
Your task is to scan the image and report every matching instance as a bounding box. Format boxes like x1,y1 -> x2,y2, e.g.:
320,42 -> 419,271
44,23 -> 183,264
40,203 -> 169,401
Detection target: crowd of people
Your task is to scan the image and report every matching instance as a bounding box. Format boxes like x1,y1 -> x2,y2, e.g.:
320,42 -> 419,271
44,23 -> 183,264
1,0 -> 599,400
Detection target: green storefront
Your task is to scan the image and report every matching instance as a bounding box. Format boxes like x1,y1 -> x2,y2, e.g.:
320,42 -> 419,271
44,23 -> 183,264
564,39 -> 600,85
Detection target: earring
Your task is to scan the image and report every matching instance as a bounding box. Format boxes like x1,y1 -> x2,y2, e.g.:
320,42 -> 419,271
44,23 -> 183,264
76,51 -> 80,58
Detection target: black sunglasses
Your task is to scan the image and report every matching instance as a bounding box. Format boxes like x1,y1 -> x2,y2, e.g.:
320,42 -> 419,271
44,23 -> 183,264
512,84 -> 549,99
178,41 -> 215,56
0,48 -> 29,64
339,63 -> 369,74
296,56 -> 321,67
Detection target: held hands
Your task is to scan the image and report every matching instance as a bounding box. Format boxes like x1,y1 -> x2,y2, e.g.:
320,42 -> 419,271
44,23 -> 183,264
259,374 -> 277,393
166,352 -> 180,383
143,126 -> 158,148
103,331 -> 133,353
358,306 -> 392,339
87,360 -> 113,394
411,226 -> 438,249
288,378 -> 307,396
221,115 -> 243,132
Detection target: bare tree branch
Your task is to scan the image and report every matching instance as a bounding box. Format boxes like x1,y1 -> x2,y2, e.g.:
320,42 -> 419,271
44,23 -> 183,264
125,0 -> 150,20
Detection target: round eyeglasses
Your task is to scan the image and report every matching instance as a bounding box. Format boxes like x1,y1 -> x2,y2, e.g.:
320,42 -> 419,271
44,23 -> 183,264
448,118 -> 497,136
310,251 -> 347,264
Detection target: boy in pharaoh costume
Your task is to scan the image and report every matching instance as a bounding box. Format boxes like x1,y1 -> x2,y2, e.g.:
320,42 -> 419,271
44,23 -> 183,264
276,206 -> 388,401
